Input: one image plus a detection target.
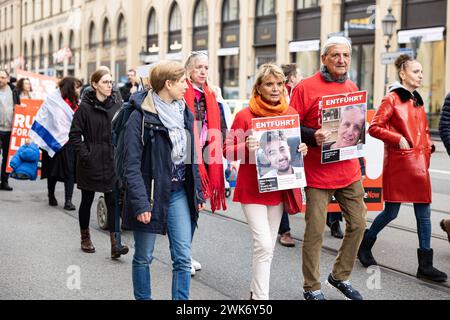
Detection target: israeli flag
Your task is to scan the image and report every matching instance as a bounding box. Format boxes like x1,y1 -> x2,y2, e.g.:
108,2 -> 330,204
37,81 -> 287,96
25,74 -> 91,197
29,89 -> 74,157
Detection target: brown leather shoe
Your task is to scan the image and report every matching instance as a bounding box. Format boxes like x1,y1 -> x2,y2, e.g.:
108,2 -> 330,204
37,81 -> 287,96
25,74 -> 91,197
80,229 -> 95,253
440,219 -> 450,243
279,231 -> 295,247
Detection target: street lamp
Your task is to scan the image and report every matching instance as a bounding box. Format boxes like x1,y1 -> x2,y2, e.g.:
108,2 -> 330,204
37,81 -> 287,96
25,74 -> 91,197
382,6 -> 397,94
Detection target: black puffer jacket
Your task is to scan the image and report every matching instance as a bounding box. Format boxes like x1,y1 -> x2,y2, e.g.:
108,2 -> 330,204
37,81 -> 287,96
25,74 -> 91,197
440,93 -> 450,156
69,90 -> 121,192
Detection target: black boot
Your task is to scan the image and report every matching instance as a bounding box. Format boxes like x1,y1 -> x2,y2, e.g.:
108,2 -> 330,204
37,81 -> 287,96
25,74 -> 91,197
416,248 -> 447,282
110,232 -> 129,259
48,194 -> 58,206
330,221 -> 344,239
357,229 -> 378,267
64,200 -> 76,211
0,181 -> 13,191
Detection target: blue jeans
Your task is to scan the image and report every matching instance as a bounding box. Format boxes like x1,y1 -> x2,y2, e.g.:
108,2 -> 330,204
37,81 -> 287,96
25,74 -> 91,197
132,188 -> 193,300
367,202 -> 431,249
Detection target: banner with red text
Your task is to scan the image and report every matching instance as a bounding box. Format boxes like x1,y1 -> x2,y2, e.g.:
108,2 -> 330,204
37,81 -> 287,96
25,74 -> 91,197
6,99 -> 44,174
16,69 -> 58,100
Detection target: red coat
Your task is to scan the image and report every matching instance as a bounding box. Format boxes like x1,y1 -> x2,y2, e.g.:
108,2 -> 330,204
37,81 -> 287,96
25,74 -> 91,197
368,87 -> 433,203
224,107 -> 300,206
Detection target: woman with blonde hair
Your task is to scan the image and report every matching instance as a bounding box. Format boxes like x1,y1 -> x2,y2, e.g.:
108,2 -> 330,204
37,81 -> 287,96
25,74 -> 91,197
224,63 -> 307,299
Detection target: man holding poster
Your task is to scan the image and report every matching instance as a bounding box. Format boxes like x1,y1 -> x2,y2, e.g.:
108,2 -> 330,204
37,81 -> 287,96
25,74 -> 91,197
290,37 -> 366,300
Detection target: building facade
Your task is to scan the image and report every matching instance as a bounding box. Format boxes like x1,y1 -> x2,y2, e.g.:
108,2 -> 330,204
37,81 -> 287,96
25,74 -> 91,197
0,0 -> 449,129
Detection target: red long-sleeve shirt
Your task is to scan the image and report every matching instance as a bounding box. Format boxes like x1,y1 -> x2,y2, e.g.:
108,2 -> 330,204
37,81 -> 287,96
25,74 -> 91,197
290,72 -> 361,189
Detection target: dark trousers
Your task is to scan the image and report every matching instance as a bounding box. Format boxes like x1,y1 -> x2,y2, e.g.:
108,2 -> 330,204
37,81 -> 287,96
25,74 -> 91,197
0,131 -> 11,183
47,176 -> 75,202
79,189 -> 117,232
327,212 -> 343,226
278,211 -> 291,235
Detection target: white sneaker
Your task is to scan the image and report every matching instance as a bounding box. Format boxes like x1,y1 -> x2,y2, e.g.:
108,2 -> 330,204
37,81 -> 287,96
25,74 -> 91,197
191,258 -> 202,271
190,264 -> 196,276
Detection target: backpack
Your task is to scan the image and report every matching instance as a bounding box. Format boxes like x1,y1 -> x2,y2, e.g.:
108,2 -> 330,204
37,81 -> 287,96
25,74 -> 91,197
112,99 -> 141,187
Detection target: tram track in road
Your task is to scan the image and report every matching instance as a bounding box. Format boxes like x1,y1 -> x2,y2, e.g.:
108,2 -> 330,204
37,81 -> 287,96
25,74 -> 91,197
209,210 -> 450,295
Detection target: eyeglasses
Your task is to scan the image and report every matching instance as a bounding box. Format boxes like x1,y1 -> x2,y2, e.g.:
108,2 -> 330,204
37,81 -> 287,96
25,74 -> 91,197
101,80 -> 114,85
189,51 -> 208,58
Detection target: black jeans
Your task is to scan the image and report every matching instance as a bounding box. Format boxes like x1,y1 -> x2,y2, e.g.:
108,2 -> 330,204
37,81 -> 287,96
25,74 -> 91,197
0,131 -> 11,183
278,211 -> 291,235
78,189 -> 117,232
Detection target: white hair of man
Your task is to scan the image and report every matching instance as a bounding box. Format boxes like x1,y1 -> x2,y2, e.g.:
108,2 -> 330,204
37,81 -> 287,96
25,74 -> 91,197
321,36 -> 352,56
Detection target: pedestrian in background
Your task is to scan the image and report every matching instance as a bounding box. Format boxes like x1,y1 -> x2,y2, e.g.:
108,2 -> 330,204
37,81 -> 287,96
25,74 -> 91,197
120,69 -> 140,103
123,61 -> 205,300
0,69 -> 20,191
40,77 -> 82,210
358,54 -> 447,282
276,63 -> 304,247
184,51 -> 228,276
14,78 -> 35,100
290,36 -> 366,300
438,89 -> 450,242
69,68 -> 129,259
225,63 -> 307,300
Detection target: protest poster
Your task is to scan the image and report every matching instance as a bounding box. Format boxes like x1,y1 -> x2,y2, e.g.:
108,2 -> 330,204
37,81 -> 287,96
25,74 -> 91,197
321,91 -> 367,164
16,69 -> 58,100
6,99 -> 44,175
252,114 -> 307,193
315,109 -> 383,212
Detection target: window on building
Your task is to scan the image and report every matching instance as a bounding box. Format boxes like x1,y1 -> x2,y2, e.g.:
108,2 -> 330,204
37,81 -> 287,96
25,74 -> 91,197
23,42 -> 28,70
50,0 -> 53,16
60,0 -> 63,13
32,0 -> 35,21
10,5 -> 13,27
256,0 -> 275,16
222,0 -> 239,21
169,3 -> 181,31
117,14 -> 127,47
102,18 -> 111,48
69,30 -> 75,65
194,0 -> 208,27
296,0 -> 319,9
88,22 -> 96,49
48,35 -> 53,67
0,47 -> 2,67
39,37 -> 44,69
4,7 -> 7,29
24,2 -> 27,24
59,32 -> 64,50
168,3 -> 182,53
10,44 -> 13,67
31,40 -> 35,70
147,8 -> 158,54
148,8 -> 158,35
4,45 -> 8,70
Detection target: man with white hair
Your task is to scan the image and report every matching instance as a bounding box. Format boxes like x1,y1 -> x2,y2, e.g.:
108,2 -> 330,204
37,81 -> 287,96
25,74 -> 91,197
290,36 -> 366,300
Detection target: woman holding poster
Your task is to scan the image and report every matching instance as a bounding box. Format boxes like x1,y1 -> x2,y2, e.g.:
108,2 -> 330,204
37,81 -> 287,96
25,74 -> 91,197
358,54 -> 447,282
224,64 -> 308,300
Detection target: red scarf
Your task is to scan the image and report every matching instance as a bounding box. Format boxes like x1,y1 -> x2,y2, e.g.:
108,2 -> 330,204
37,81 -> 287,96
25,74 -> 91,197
184,81 -> 226,212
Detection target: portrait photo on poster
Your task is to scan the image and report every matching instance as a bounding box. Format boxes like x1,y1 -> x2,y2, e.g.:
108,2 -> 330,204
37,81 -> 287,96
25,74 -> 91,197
321,91 -> 367,164
252,115 -> 307,193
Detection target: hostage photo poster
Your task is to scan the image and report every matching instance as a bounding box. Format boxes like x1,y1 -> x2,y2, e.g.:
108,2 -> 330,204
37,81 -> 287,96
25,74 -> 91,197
252,114 -> 307,193
321,91 -> 367,164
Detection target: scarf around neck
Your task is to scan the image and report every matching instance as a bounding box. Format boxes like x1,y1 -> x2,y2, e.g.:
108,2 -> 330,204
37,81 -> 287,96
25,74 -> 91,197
152,91 -> 187,165
184,80 -> 226,212
320,65 -> 349,84
249,95 -> 289,117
